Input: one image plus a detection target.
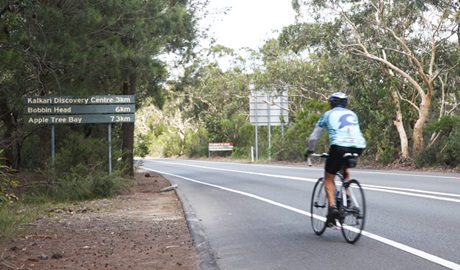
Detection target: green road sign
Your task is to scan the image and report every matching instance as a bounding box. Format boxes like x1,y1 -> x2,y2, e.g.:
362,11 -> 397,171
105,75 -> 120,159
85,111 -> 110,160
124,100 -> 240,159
23,95 -> 135,105
25,114 -> 135,124
24,104 -> 135,114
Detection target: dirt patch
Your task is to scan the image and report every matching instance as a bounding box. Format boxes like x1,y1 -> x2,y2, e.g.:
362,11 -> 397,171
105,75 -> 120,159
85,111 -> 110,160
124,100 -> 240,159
0,170 -> 199,270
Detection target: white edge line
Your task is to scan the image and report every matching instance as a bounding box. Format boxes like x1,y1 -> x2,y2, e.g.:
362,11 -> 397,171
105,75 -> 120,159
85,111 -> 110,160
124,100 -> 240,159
141,167 -> 460,270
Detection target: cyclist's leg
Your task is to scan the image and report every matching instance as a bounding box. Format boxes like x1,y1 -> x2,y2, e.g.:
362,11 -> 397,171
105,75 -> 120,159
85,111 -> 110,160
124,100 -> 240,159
324,146 -> 342,226
324,145 -> 342,207
323,172 -> 338,227
339,166 -> 351,200
339,167 -> 349,180
323,171 -> 336,206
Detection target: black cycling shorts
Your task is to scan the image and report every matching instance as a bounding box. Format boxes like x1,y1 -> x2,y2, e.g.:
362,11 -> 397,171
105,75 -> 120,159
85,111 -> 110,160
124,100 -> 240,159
325,145 -> 363,175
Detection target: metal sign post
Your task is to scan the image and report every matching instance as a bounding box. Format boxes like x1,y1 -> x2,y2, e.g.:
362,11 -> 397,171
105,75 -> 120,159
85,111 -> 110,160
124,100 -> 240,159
249,90 -> 288,161
108,123 -> 112,174
255,97 -> 259,161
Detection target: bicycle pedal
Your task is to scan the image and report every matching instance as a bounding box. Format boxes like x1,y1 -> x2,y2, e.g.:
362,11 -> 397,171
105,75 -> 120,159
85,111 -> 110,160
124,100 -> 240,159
314,203 -> 326,208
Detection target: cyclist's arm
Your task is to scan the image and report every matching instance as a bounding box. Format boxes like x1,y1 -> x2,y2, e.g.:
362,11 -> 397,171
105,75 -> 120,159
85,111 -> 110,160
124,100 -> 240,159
308,125 -> 324,151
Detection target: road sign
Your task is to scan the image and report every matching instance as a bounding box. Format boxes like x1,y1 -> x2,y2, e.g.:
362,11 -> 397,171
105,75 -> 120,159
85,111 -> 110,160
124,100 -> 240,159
249,90 -> 288,161
24,104 -> 135,114
249,91 -> 288,126
22,95 -> 136,174
23,95 -> 135,105
24,114 -> 135,124
208,142 -> 234,151
23,95 -> 135,125
208,142 -> 233,158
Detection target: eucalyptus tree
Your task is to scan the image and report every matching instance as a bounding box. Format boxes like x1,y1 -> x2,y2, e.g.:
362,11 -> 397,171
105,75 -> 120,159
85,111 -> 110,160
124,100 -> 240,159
161,45 -> 254,156
292,0 -> 460,158
0,0 -> 201,174
253,38 -> 374,160
0,1 -> 41,168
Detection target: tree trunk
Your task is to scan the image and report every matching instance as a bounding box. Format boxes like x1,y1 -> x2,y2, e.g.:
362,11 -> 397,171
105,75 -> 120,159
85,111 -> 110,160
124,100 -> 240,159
391,89 -> 409,159
412,94 -> 431,154
122,73 -> 136,176
0,96 -> 18,169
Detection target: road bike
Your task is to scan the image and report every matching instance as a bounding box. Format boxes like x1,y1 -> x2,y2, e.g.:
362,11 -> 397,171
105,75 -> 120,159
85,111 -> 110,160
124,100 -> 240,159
308,153 -> 366,244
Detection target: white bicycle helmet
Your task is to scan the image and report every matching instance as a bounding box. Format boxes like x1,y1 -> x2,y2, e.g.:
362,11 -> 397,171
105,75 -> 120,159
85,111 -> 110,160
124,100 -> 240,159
328,92 -> 348,108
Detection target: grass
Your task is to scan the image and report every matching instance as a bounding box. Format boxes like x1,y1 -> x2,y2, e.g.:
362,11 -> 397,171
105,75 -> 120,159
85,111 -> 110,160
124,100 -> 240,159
0,201 -> 47,240
0,170 -> 134,240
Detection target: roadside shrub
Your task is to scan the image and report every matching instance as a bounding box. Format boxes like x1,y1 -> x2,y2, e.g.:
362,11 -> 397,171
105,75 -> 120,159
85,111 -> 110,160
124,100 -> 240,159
376,137 -> 400,165
157,133 -> 182,157
30,167 -> 131,202
231,146 -> 250,159
135,133 -> 153,157
0,150 -> 18,205
415,131 -> 460,169
54,134 -> 109,175
415,117 -> 460,168
58,170 -> 127,200
184,127 -> 208,158
273,100 -> 328,161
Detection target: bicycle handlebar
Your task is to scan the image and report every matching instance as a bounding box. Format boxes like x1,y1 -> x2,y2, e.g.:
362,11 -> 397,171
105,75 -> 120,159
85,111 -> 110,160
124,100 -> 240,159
310,153 -> 329,158
306,153 -> 328,166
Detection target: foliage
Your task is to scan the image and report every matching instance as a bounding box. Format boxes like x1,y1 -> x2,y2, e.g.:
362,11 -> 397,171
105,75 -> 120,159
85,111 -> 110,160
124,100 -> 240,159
0,150 -> 18,205
134,133 -> 153,158
184,127 -> 209,158
348,68 -> 408,163
415,116 -> 460,168
30,132 -> 131,200
0,201 -> 40,240
0,0 -> 202,175
53,133 -> 120,175
3,0 -> 458,170
0,168 -> 132,240
291,0 -> 460,157
273,99 -> 329,161
156,133 -> 183,157
41,169 -> 130,202
231,146 -> 250,159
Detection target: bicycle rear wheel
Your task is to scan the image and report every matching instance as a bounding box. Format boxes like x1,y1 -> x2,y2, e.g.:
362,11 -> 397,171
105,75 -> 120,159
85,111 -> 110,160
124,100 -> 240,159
310,178 -> 328,235
340,179 -> 366,243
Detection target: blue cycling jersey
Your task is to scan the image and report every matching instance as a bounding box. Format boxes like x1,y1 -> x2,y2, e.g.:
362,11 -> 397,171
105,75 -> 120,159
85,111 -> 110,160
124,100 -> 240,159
317,107 -> 366,148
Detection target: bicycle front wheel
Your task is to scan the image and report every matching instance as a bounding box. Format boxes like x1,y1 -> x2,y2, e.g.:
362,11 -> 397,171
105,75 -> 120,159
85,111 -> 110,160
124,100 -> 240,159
310,178 -> 328,235
340,179 -> 366,243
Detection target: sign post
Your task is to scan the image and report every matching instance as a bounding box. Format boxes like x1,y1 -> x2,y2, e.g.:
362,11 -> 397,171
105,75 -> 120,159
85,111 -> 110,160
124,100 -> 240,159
249,91 -> 288,161
208,142 -> 234,158
23,95 -> 135,174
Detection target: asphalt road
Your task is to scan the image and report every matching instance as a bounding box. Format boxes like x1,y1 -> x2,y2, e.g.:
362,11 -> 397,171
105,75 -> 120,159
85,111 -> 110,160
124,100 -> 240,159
139,158 -> 460,270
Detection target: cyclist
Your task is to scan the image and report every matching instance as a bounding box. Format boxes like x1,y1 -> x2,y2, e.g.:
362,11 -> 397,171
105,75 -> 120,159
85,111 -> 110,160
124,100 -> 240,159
304,92 -> 366,226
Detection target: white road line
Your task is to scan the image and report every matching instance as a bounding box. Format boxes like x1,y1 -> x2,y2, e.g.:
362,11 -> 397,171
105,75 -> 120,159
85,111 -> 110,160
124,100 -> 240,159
362,184 -> 460,198
144,158 -> 460,179
141,167 -> 460,270
363,187 -> 460,203
141,159 -> 460,202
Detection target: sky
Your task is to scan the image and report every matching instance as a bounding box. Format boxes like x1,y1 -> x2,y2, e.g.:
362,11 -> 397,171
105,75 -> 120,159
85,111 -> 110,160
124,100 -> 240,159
205,1 -> 297,50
